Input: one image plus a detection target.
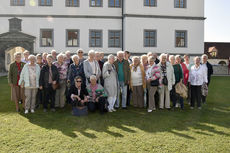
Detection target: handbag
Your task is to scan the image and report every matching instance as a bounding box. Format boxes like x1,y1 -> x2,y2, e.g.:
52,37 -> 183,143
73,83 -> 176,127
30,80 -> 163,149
52,82 -> 59,90
150,78 -> 159,86
162,76 -> 168,86
175,82 -> 188,98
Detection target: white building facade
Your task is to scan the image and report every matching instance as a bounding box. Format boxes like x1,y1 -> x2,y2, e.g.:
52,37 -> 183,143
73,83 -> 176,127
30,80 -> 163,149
0,0 -> 205,70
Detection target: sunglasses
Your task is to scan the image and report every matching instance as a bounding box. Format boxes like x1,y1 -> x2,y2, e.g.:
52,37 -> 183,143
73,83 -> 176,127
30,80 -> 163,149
76,81 -> 82,83
78,52 -> 83,53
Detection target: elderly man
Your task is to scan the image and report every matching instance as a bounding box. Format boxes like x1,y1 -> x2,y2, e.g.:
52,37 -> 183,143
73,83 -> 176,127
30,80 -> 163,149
201,54 -> 213,104
77,49 -> 86,63
83,50 -> 101,85
22,50 -> 30,64
51,50 -> 57,61
114,51 -> 131,109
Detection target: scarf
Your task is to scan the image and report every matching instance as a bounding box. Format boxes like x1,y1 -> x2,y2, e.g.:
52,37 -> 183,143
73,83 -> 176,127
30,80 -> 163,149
90,84 -> 98,101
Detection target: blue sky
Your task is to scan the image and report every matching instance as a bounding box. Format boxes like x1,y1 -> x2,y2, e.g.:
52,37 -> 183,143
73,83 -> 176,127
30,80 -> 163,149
205,0 -> 230,42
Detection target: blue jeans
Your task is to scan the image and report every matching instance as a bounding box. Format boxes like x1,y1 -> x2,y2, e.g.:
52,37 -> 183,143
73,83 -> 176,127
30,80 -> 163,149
115,81 -> 127,108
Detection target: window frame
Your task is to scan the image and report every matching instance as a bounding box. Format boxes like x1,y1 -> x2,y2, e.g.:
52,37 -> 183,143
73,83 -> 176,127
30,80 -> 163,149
10,0 -> 25,6
38,0 -> 53,6
66,29 -> 80,47
174,0 -> 186,8
108,30 -> 122,48
175,30 -> 188,48
90,0 -> 103,7
144,30 -> 157,47
89,30 -> 103,48
66,0 -> 80,7
40,29 -> 54,47
108,0 -> 121,8
144,0 -> 157,7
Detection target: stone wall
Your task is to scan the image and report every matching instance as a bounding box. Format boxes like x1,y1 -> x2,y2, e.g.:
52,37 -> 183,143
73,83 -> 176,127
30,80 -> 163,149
213,65 -> 229,75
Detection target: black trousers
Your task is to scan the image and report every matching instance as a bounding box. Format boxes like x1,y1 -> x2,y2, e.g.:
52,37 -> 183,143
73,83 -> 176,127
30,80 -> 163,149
191,85 -> 202,107
36,89 -> 43,107
88,97 -> 107,113
43,85 -> 56,109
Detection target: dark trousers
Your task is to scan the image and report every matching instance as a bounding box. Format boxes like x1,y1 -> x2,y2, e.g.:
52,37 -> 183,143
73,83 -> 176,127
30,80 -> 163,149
36,89 -> 43,108
88,97 -> 107,113
191,85 -> 202,107
171,85 -> 184,109
126,85 -> 131,106
43,85 -> 56,109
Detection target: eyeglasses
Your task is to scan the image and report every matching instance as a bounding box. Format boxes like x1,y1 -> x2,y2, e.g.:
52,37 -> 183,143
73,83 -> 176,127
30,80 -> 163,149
78,52 -> 83,53
76,81 -> 82,83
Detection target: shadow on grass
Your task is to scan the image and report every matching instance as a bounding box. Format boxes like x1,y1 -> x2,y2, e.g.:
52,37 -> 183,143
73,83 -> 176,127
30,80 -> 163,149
18,104 -> 230,140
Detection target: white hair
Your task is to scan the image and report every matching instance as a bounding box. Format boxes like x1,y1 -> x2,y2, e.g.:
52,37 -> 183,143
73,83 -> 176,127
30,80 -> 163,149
90,75 -> 97,81
108,54 -> 115,60
65,50 -> 71,55
201,54 -> 208,59
88,50 -> 95,56
46,54 -> 53,59
117,51 -> 124,56
175,55 -> 181,59
57,53 -> 64,60
23,50 -> 29,55
51,50 -> 56,54
132,56 -> 140,61
28,55 -> 36,60
194,56 -> 200,61
71,55 -> 79,61
159,53 -> 167,61
14,52 -> 22,58
169,55 -> 175,61
77,49 -> 84,54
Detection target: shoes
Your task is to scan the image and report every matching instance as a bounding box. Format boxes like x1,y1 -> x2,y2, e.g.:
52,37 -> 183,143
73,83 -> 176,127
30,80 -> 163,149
148,109 -> 152,113
24,110 -> 29,114
108,109 -> 113,113
190,107 -> 194,110
31,109 -> 35,113
112,108 -> 116,112
43,109 -> 47,112
122,107 -> 127,110
198,107 -> 202,110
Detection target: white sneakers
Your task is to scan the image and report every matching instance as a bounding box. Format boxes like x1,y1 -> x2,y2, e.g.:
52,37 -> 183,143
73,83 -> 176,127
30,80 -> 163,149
24,109 -> 35,114
148,110 -> 152,113
108,108 -> 117,112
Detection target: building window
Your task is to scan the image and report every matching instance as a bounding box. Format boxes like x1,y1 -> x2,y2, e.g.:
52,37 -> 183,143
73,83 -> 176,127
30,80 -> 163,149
39,0 -> 52,6
144,0 -> 157,7
40,29 -> 53,47
66,0 -> 79,7
175,0 -> 186,8
66,30 -> 79,47
144,30 -> 157,47
108,30 -> 121,48
89,30 -> 102,47
175,31 -> 187,47
109,0 -> 121,7
90,0 -> 102,7
11,0 -> 25,6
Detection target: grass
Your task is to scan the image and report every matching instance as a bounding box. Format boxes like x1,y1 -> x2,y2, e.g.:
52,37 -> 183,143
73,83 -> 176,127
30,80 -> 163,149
0,76 -> 230,153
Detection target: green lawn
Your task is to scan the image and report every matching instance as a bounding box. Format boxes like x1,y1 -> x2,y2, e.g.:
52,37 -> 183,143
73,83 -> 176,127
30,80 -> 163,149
0,76 -> 230,153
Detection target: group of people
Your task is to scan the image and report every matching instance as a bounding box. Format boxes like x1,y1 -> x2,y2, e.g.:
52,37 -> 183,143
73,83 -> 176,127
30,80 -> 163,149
8,49 -> 213,116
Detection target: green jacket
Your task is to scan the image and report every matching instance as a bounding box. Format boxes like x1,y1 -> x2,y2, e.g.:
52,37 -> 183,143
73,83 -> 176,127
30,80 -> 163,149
114,59 -> 131,85
8,62 -> 25,85
173,64 -> 183,83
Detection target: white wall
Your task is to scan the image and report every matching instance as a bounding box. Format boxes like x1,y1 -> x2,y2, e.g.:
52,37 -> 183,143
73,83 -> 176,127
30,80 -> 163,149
125,0 -> 204,17
0,0 -> 121,16
124,17 -> 204,54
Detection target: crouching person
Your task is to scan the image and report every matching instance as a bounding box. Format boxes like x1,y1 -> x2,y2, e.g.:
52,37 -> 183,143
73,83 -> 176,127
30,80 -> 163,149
87,75 -> 108,114
70,76 -> 89,116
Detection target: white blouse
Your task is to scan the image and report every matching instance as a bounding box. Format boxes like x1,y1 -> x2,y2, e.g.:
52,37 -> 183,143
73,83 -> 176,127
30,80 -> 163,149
189,65 -> 208,86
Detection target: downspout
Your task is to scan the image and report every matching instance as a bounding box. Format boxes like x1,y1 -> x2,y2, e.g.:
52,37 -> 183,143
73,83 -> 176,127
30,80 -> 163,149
122,0 -> 124,51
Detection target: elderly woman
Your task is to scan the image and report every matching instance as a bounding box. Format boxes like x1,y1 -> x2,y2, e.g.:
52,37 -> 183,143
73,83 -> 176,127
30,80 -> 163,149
102,54 -> 118,112
42,52 -> 48,65
53,53 -> 68,108
68,55 -> 85,86
169,55 -> 184,110
77,49 -> 86,63
39,54 -> 59,112
130,56 -> 146,108
35,54 -> 44,108
87,75 -> 107,114
158,53 -> 175,110
19,55 -> 40,114
141,54 -> 149,71
146,56 -> 161,112
8,52 -> 26,112
70,76 -> 89,116
83,50 -> 101,85
188,56 -> 208,109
